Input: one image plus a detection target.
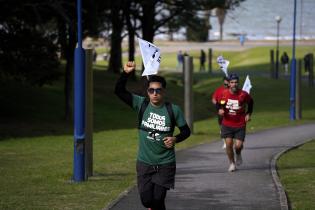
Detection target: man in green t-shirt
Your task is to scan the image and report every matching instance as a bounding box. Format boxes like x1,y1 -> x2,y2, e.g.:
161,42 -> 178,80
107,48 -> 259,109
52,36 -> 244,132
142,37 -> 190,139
115,61 -> 191,210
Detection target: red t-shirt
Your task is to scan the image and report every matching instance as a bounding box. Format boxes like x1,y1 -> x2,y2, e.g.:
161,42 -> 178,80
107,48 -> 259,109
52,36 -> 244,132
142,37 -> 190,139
218,89 -> 253,128
212,85 -> 226,103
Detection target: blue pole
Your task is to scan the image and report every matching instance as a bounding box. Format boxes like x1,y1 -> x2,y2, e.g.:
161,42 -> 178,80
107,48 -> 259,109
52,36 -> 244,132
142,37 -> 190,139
289,0 -> 297,120
73,0 -> 86,182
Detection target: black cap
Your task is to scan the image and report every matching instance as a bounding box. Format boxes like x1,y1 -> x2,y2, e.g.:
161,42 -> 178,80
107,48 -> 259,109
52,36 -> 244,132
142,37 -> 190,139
228,73 -> 239,81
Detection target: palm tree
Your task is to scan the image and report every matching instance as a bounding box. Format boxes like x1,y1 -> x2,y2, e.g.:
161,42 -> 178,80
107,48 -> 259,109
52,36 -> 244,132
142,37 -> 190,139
216,7 -> 226,41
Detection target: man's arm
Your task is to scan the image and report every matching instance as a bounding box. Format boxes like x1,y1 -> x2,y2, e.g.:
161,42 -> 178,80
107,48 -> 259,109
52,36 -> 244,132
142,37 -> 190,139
163,124 -> 191,148
175,124 -> 191,143
216,99 -> 226,116
245,96 -> 254,122
114,61 -> 136,107
211,88 -> 218,105
246,97 -> 254,114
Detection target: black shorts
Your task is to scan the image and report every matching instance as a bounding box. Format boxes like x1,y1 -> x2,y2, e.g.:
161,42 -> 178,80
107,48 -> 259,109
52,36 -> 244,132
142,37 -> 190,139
221,124 -> 246,141
136,161 -> 176,193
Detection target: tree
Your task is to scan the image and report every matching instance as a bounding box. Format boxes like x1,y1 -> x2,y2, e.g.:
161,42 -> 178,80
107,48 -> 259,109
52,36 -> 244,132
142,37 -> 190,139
216,8 -> 226,41
124,1 -> 140,79
138,0 -> 191,43
47,0 -> 77,121
106,0 -> 124,74
186,14 -> 210,42
216,0 -> 245,41
161,0 -> 245,41
100,0 -> 245,73
166,15 -> 182,41
0,0 -> 61,86
161,1 -> 221,42
0,0 -> 80,120
0,24 -> 60,86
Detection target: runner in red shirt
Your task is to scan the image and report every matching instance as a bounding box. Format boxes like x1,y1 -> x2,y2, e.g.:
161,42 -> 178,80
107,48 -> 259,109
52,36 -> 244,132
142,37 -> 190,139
216,73 -> 253,172
211,76 -> 229,149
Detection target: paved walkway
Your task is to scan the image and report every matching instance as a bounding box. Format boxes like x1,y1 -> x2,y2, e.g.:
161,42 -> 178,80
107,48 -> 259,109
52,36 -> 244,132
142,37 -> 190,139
107,123 -> 315,210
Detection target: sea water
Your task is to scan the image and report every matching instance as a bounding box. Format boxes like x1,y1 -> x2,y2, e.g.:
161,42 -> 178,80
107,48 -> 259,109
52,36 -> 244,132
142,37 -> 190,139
210,0 -> 315,40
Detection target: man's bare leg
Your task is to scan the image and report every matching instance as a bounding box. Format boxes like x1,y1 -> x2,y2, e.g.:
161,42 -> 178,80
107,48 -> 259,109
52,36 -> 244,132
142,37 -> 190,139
225,138 -> 236,172
225,138 -> 234,163
235,139 -> 244,165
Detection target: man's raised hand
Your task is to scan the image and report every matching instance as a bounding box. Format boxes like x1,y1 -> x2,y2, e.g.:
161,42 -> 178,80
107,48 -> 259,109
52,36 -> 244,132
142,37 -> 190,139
124,61 -> 136,74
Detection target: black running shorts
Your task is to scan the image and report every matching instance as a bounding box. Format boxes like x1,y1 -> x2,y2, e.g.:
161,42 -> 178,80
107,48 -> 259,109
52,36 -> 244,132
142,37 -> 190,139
136,161 -> 176,193
221,124 -> 246,141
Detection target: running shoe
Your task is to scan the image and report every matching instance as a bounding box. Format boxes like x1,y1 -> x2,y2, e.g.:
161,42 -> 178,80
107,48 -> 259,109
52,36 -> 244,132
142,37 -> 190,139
228,163 -> 236,172
235,153 -> 243,166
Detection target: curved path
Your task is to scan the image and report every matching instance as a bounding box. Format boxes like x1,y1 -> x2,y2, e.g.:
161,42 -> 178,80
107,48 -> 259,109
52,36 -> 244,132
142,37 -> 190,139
107,123 -> 315,210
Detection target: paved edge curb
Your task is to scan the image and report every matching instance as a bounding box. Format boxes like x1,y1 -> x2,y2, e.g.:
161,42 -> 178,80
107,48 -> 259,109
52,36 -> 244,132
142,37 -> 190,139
103,185 -> 136,210
270,138 -> 314,210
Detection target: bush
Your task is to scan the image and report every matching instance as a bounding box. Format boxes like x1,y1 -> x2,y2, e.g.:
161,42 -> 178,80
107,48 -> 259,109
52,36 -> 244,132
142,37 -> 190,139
0,24 -> 61,86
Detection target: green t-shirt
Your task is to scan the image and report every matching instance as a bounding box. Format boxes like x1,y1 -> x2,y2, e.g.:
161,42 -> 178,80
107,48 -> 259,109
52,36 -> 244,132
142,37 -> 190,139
132,94 -> 187,165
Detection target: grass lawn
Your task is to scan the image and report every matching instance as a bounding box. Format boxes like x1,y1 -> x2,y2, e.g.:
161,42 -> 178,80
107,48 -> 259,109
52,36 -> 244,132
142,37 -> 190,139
0,45 -> 315,209
277,139 -> 315,210
97,45 -> 315,74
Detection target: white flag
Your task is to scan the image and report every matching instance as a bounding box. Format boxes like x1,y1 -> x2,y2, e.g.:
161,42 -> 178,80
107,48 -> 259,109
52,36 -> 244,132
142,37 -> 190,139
242,75 -> 252,94
216,55 -> 229,77
138,38 -> 161,76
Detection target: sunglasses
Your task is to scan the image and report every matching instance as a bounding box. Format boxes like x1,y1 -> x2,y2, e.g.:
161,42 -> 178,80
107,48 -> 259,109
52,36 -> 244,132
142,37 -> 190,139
147,88 -> 163,94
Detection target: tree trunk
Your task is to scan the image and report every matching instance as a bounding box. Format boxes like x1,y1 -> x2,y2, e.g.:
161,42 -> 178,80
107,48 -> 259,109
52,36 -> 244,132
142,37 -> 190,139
64,26 -> 76,121
86,0 -> 98,37
128,31 -> 135,62
168,31 -> 174,41
205,10 -> 211,41
140,0 -> 156,79
108,3 -> 123,74
128,30 -> 136,79
141,1 -> 155,43
125,1 -> 136,79
58,20 -> 66,60
216,8 -> 226,41
58,18 -> 74,122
